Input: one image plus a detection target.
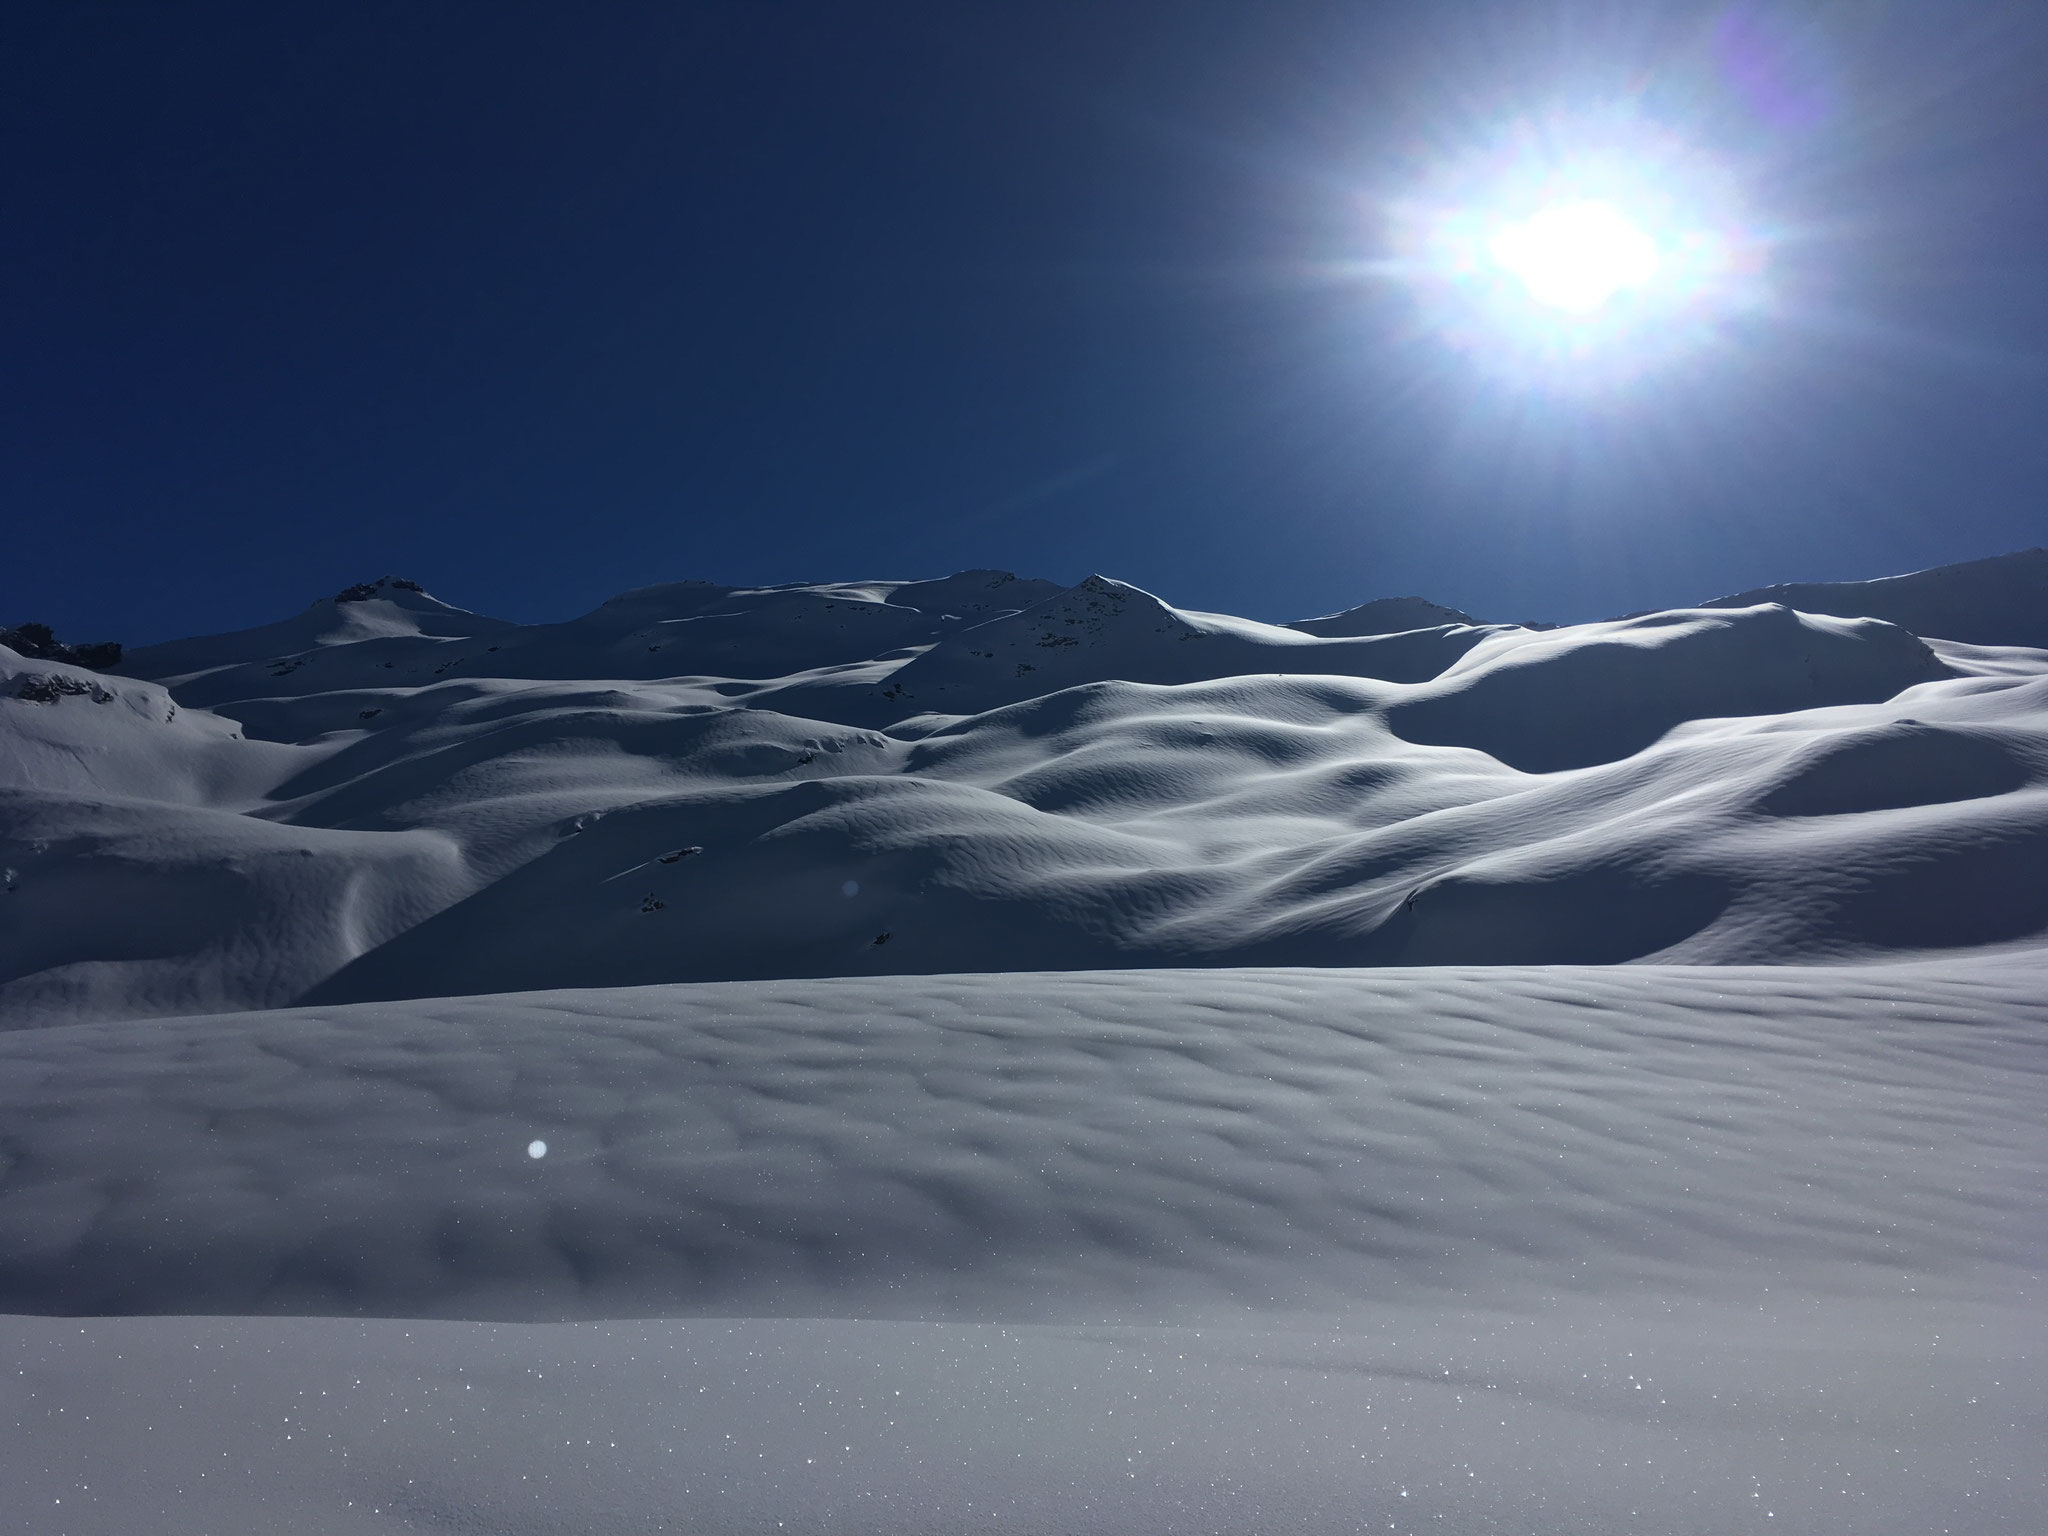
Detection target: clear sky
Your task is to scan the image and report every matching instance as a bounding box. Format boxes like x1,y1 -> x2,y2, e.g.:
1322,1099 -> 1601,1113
6,1 -> 2047,646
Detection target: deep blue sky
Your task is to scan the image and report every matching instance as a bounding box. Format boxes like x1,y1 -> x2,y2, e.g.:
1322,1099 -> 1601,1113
6,1 -> 2048,645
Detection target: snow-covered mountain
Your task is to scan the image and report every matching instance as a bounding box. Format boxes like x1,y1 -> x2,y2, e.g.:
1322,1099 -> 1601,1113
4,551 -> 2045,1026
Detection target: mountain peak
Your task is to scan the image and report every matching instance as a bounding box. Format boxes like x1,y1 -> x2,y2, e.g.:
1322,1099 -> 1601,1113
1289,596 -> 1480,638
326,576 -> 472,612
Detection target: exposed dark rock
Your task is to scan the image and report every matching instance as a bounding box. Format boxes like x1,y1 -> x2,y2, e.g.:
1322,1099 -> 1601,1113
16,673 -> 112,704
1,623 -> 122,671
336,576 -> 428,604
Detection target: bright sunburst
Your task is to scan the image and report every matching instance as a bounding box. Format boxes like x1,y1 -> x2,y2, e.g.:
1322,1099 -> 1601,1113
1385,109 -> 1768,388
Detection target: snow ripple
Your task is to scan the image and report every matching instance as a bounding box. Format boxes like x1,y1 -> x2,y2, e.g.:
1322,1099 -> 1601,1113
1,962 -> 2041,1320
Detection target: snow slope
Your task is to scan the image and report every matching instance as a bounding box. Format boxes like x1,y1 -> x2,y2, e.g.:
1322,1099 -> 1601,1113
5,961 -> 2042,1320
5,556 -> 2048,1024
1701,546 -> 2048,649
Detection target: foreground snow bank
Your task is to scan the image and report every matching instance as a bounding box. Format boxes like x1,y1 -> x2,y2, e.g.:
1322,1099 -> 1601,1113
8,1296 -> 2041,1535
3,962 -> 2042,1320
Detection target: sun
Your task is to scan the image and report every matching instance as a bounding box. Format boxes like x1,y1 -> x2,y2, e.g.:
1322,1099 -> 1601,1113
1487,199 -> 1659,313
1384,109 -> 1767,387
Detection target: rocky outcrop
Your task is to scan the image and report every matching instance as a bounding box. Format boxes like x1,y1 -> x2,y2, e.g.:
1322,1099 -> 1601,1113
0,623 -> 121,671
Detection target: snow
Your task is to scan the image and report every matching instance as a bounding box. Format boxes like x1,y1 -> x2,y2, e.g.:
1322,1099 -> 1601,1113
5,551 -> 2046,1531
7,558 -> 2047,1021
8,1300 -> 2043,1534
1386,603 -> 1949,771
1701,546 -> 2048,650
3,960 -> 2045,1531
4,961 -> 2044,1319
1290,593 -> 1481,636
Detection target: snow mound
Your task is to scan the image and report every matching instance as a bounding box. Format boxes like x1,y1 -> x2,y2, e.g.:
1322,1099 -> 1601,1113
1757,719 -> 2033,817
1288,594 -> 1479,636
1388,603 -> 1949,771
1702,546 -> 2048,648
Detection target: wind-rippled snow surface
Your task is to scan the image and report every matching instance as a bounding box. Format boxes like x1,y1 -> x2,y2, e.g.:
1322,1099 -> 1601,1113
3,964 -> 2044,1320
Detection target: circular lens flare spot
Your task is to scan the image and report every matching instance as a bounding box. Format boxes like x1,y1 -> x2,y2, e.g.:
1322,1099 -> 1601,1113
1488,200 -> 1659,312
527,1139 -> 548,1159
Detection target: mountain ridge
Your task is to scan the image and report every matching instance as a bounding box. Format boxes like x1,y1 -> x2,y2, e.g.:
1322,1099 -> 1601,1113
5,549 -> 2044,1025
